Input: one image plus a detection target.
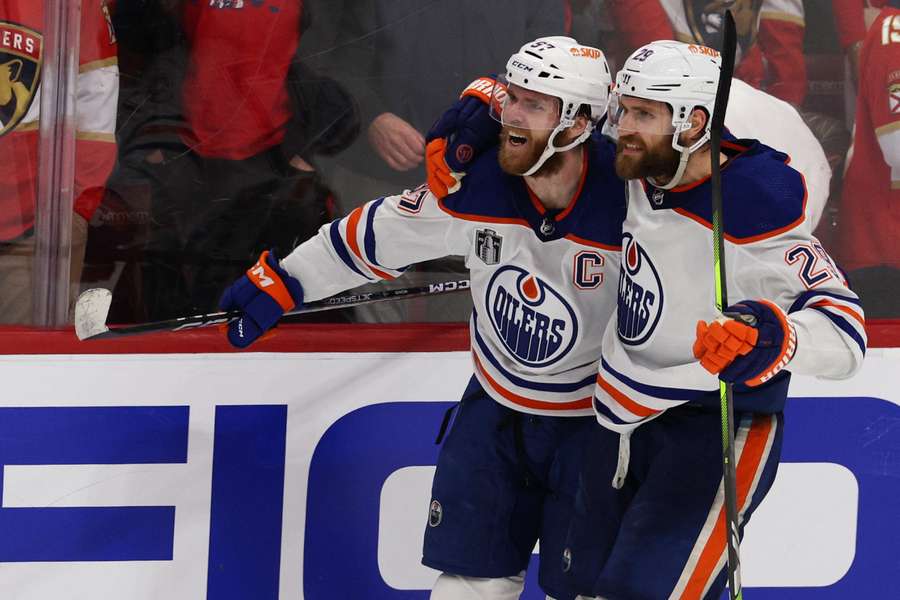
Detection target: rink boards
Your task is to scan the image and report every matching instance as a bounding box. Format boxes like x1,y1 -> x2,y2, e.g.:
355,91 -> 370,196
0,333 -> 897,599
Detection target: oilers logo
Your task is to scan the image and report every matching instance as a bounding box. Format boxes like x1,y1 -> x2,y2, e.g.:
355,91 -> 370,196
618,233 -> 663,346
486,266 -> 578,368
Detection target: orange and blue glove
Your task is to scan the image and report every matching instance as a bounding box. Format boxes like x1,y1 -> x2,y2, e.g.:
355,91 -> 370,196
219,250 -> 304,348
693,300 -> 797,386
425,76 -> 504,198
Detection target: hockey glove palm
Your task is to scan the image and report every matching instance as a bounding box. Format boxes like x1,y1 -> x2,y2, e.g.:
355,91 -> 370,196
693,300 -> 797,386
219,250 -> 304,349
425,76 -> 503,198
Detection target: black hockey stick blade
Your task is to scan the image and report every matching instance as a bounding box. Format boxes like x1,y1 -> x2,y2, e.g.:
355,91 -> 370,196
74,279 -> 471,341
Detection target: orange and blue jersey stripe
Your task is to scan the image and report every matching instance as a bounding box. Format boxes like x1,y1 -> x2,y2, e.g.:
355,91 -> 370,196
328,199 -> 407,282
594,357 -> 707,429
788,290 -> 867,358
470,313 -> 595,416
668,413 -> 780,600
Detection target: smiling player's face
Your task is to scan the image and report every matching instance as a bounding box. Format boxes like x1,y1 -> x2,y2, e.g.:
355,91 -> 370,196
613,96 -> 680,181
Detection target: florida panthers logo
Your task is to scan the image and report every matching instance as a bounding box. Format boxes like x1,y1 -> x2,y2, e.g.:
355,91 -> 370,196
684,0 -> 762,64
0,22 -> 42,138
618,233 -> 663,346
486,266 -> 578,368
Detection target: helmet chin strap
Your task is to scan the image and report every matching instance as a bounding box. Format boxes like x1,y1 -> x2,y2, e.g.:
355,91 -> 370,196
520,121 -> 594,177
648,147 -> 690,190
647,129 -> 709,190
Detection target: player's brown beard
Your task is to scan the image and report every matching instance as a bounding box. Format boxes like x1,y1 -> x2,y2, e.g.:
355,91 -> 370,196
614,133 -> 680,182
498,127 -> 565,177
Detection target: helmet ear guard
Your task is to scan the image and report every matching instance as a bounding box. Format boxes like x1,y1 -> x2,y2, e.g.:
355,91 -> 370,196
674,105 -> 712,153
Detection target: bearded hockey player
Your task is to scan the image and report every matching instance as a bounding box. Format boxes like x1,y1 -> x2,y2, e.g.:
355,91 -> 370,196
555,40 -> 865,600
424,40 -> 865,600
220,37 -> 626,599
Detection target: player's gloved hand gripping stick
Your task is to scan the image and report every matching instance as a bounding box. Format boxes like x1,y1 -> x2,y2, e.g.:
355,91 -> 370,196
74,250 -> 470,342
694,299 -> 797,385
218,250 -> 304,348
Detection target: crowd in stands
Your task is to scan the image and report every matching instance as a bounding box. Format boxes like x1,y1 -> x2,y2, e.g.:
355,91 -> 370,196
3,0 -> 899,325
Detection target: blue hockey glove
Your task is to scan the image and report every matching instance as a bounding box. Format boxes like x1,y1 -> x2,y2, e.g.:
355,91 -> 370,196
693,299 -> 797,386
219,250 -> 304,348
425,76 -> 503,198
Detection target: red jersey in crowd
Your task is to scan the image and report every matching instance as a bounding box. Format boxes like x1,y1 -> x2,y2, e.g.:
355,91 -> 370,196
608,0 -> 807,105
181,0 -> 302,160
840,7 -> 900,271
832,0 -> 896,50
0,0 -> 118,242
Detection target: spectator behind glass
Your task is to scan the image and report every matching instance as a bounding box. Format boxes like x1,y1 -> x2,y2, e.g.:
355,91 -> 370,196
838,3 -> 900,317
311,0 -> 566,200
833,0 -> 898,85
0,0 -> 118,324
300,0 -> 565,322
606,0 -> 807,105
123,0 -> 358,321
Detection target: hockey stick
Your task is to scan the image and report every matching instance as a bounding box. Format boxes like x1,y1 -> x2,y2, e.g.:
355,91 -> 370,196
709,10 -> 744,600
74,278 -> 471,341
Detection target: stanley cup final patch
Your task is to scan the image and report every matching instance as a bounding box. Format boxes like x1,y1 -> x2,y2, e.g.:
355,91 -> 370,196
476,228 -> 503,265
0,22 -> 42,137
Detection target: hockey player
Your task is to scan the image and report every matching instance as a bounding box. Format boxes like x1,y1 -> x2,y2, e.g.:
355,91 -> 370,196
219,37 -> 626,599
433,77 -> 832,232
425,41 -> 866,600
562,40 -> 865,600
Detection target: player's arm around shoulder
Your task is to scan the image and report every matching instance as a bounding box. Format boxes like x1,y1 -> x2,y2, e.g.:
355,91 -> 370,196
281,183 -> 473,293
425,77 -> 502,199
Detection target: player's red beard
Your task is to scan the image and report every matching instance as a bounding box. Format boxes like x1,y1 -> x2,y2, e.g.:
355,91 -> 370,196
498,126 -> 565,177
614,133 -> 681,182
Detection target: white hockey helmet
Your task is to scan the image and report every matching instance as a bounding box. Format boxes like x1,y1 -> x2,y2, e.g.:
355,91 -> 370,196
612,40 -> 721,188
495,36 -> 612,176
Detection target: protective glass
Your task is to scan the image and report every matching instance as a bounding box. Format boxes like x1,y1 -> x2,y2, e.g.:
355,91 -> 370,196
488,76 -> 562,131
608,92 -> 676,136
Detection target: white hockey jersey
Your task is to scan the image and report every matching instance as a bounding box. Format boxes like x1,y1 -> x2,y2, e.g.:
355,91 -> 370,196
593,138 -> 866,434
282,143 -> 626,417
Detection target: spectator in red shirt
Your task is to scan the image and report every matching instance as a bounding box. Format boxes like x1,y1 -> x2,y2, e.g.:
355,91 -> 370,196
114,0 -> 358,320
296,0 -> 566,323
832,0 -> 899,85
838,4 -> 900,317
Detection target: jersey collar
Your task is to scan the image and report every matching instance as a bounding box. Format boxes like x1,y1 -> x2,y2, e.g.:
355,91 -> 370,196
641,140 -> 750,210
521,145 -> 590,239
